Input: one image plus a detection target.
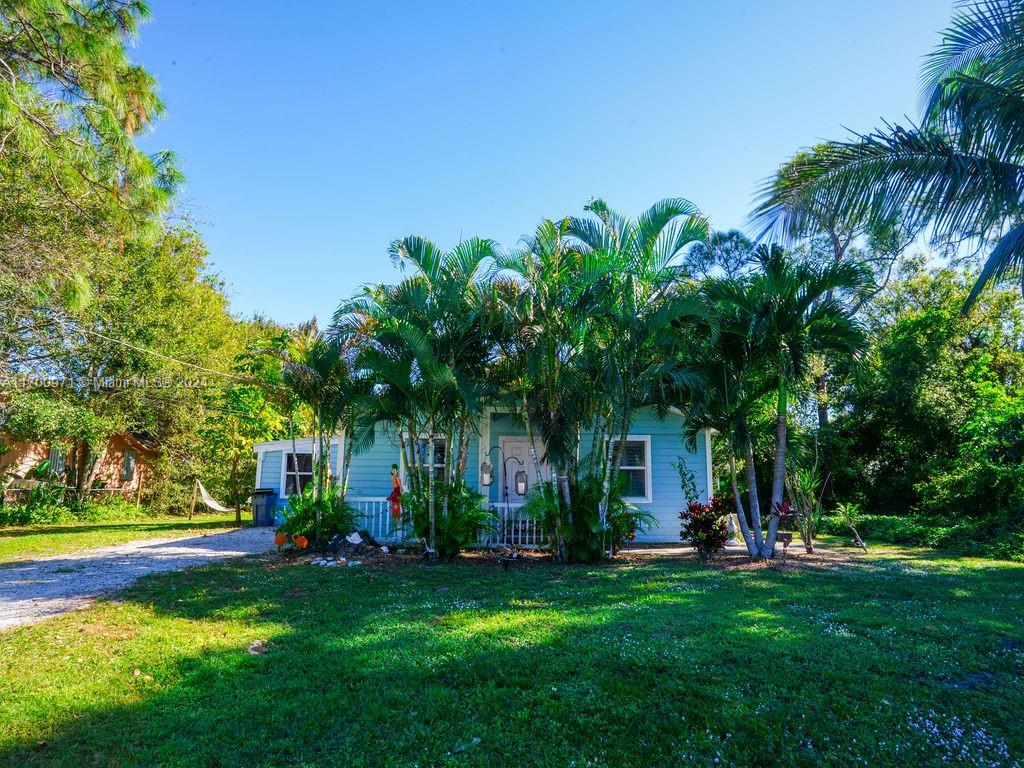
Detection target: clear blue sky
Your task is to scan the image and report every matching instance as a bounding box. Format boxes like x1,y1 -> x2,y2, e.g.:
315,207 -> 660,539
133,0 -> 953,326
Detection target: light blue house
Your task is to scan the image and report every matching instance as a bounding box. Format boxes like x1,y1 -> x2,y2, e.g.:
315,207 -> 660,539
252,407 -> 712,544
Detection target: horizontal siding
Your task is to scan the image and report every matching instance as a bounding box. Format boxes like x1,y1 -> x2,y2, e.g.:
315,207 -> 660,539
345,429 -> 402,498
255,411 -> 707,543
627,410 -> 707,543
258,450 -> 282,496
480,408 -> 707,542
344,428 -> 481,498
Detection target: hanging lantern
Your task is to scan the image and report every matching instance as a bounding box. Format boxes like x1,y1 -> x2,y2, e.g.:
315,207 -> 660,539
480,461 -> 493,487
514,470 -> 528,496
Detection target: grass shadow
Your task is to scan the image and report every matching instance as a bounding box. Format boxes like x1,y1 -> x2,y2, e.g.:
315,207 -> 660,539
1,553 -> 1022,767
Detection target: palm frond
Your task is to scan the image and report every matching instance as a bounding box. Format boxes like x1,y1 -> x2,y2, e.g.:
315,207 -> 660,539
922,0 -> 1024,117
964,220 -> 1024,309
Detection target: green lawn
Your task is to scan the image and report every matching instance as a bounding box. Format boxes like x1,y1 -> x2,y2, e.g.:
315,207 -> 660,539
0,513 -> 241,563
1,545 -> 1022,767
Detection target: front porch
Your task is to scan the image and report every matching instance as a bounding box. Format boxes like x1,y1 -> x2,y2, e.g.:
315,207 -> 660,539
347,496 -> 544,549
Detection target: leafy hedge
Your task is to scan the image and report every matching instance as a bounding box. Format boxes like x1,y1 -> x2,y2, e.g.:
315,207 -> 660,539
0,496 -> 156,526
820,513 -> 1024,561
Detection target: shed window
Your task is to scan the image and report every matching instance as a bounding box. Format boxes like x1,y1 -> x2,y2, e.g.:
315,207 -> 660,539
122,450 -> 136,482
285,452 -> 314,495
47,445 -> 66,479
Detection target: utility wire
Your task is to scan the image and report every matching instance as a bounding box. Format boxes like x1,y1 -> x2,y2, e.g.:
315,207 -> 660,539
63,320 -> 248,381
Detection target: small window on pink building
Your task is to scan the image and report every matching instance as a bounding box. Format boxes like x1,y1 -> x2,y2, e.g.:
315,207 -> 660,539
122,450 -> 136,482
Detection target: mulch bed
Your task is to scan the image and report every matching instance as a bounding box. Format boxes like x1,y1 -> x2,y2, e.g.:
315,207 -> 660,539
268,537 -> 865,572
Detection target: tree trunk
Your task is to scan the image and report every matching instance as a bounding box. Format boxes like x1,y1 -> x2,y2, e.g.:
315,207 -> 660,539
230,453 -> 241,525
457,417 -> 469,478
763,376 -> 789,558
427,417 -> 436,559
521,395 -> 545,482
744,438 -> 765,555
340,432 -> 354,508
522,395 -> 558,558
313,420 -> 322,546
405,418 -> 421,496
598,414 -> 618,527
441,426 -> 453,521
728,448 -> 756,556
815,372 -> 832,505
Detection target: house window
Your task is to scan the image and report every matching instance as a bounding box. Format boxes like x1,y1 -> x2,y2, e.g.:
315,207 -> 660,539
410,438 -> 446,480
285,452 -> 314,495
612,437 -> 651,502
47,445 -> 66,480
122,450 -> 136,482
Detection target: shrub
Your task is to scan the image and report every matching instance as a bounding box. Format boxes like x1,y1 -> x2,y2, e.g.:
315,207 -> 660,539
84,496 -> 151,521
523,474 -> 656,562
831,501 -> 867,551
786,467 -> 825,553
680,497 -> 730,560
821,509 -> 1024,560
277,482 -> 357,544
0,495 -> 154,526
402,480 -> 494,560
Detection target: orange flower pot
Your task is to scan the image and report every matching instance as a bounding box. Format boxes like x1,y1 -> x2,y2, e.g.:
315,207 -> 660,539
294,535 -> 309,549
274,532 -> 287,547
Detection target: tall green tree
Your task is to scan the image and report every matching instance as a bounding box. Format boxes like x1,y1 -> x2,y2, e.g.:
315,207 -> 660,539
681,300 -> 774,558
1,0 -> 179,391
707,246 -> 868,557
335,236 -> 498,557
0,0 -> 178,216
566,197 -> 709,528
754,0 -> 1024,310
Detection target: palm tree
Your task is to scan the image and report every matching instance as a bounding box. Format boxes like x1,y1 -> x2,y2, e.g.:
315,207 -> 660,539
566,198 -> 709,525
754,0 -> 1024,310
681,301 -> 775,558
495,219 -> 598,506
334,236 -> 498,557
282,324 -> 353,545
709,246 -> 868,557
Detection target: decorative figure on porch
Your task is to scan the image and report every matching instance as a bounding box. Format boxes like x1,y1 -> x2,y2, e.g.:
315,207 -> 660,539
388,463 -> 402,520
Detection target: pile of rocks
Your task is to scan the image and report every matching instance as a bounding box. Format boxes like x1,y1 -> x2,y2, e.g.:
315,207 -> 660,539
307,531 -> 396,568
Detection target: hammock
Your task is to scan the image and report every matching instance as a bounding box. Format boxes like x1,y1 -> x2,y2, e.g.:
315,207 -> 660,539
196,479 -> 232,513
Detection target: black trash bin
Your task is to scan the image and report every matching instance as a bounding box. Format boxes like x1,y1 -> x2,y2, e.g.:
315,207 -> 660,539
251,488 -> 278,527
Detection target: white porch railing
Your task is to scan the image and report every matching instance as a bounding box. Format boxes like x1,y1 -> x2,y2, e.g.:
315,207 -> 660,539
481,502 -> 544,549
344,496 -> 545,549
347,496 -> 410,543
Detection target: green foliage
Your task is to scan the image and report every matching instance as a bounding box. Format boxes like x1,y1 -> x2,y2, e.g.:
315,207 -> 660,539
2,393 -> 113,450
0,0 -> 179,217
680,498 -> 731,560
831,266 -> 1024,557
787,466 -> 826,553
277,483 -> 358,543
0,495 -> 153,527
673,459 -> 700,504
754,0 -> 1024,308
523,475 -> 655,562
401,481 -> 494,560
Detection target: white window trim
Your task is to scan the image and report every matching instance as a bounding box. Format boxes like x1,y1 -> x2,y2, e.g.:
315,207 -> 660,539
703,428 -> 714,504
264,438 -> 340,497
608,435 -> 653,504
283,451 -> 315,496
398,433 -> 448,484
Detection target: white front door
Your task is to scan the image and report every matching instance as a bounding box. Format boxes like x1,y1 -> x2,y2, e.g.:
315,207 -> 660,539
499,436 -> 547,502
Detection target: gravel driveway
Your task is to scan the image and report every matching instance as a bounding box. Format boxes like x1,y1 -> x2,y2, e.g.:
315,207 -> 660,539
0,527 -> 277,630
